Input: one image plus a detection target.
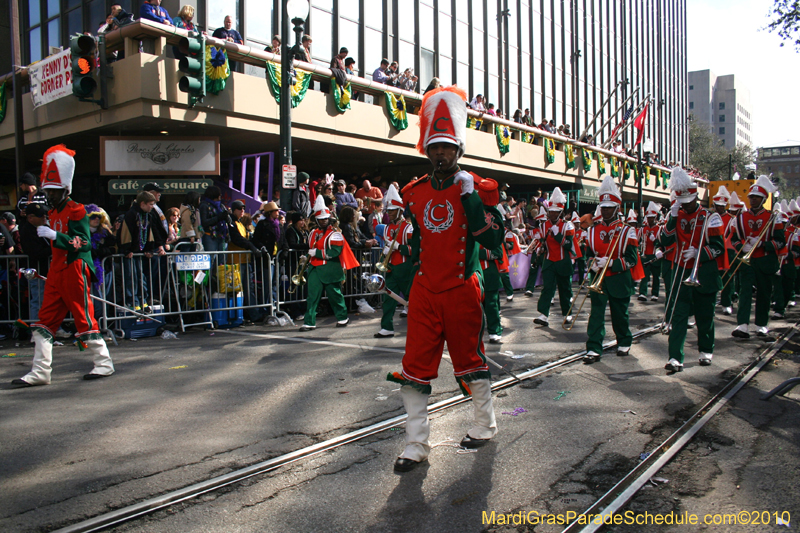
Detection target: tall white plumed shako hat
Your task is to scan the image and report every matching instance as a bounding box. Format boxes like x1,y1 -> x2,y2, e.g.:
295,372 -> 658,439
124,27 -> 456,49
646,201 -> 660,216
668,166 -> 698,204
383,184 -> 404,210
597,174 -> 621,208
41,144 -> 76,192
549,187 -> 567,211
748,175 -> 776,198
713,185 -> 731,206
416,86 -> 468,159
729,191 -> 745,210
312,193 -> 330,219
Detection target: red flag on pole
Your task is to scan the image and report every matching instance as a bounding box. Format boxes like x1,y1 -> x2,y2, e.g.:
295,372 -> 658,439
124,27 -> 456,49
633,102 -> 649,146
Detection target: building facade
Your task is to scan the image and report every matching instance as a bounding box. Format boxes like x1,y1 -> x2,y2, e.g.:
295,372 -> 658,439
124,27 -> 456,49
758,143 -> 800,188
13,0 -> 688,163
688,69 -> 753,148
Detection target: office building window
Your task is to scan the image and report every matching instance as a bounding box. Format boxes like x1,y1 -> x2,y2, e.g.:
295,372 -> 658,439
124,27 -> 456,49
689,85 -> 693,90
719,115 -> 725,122
719,102 -> 725,110
719,127 -> 725,134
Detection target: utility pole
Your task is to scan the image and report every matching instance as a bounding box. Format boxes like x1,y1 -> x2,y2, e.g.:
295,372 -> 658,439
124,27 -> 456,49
9,0 -> 25,186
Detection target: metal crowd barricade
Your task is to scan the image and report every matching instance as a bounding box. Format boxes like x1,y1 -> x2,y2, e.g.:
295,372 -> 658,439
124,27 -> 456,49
0,255 -> 31,328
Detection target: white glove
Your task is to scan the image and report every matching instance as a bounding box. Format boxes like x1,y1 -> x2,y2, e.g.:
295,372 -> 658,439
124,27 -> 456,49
655,250 -> 664,260
383,246 -> 391,255
742,236 -> 757,253
550,224 -> 560,236
593,256 -> 608,272
682,247 -> 698,262
37,226 -> 57,240
649,234 -> 656,242
670,203 -> 679,217
390,240 -> 400,251
307,249 -> 317,258
453,171 -> 474,196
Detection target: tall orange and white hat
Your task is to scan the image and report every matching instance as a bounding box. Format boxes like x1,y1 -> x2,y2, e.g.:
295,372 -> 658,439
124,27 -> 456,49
749,175 -> 776,198
626,208 -> 637,224
669,166 -> 697,204
416,86 -> 468,159
383,184 -> 404,211
592,205 -> 602,223
597,174 -> 622,209
549,187 -> 567,211
312,193 -> 330,219
571,212 -> 581,226
535,205 -> 547,222
729,191 -> 746,211
41,144 -> 76,192
646,201 -> 660,218
790,199 -> 800,217
713,185 -> 731,206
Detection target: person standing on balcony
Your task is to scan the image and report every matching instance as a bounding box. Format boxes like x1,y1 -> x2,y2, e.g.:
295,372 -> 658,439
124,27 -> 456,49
140,0 -> 173,26
212,15 -> 243,72
372,59 -> 391,84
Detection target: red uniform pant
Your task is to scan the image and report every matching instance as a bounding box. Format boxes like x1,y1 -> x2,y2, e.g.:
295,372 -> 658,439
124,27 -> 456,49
401,273 -> 489,388
35,261 -> 99,339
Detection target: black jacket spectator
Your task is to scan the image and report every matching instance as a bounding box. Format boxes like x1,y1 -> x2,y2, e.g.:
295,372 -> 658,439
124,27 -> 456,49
118,205 -> 156,254
292,186 -> 311,218
199,198 -> 230,240
19,220 -> 51,276
283,224 -> 309,252
252,217 -> 282,257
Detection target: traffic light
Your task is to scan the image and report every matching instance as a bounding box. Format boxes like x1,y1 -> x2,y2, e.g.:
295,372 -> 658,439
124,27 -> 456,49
178,34 -> 206,107
70,34 -> 98,98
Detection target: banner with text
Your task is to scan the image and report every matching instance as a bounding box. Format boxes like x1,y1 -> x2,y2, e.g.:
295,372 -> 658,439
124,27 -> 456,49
100,137 -> 220,175
108,178 -> 214,195
29,49 -> 73,109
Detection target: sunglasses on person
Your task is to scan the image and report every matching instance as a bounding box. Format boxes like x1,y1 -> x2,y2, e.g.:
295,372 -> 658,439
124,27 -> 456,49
89,214 -> 102,220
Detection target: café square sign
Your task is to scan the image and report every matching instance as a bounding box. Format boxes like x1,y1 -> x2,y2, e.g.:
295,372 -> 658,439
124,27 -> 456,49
100,137 -> 220,176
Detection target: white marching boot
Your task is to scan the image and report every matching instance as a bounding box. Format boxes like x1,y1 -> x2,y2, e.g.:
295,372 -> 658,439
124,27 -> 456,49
14,331 -> 53,386
394,385 -> 430,472
460,379 -> 498,448
83,337 -> 115,379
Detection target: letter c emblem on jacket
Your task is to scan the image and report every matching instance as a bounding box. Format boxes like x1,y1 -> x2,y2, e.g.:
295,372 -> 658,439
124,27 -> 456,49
423,200 -> 455,234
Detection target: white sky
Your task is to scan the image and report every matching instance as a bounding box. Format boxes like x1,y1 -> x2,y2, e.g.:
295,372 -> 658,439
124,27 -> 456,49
687,0 -> 800,148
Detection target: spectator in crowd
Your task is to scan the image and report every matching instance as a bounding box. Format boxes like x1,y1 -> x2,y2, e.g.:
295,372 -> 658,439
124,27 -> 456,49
321,182 -> 336,210
212,15 -> 243,71
178,191 -> 201,249
281,211 -> 309,320
373,59 -> 391,84
538,118 -> 548,130
199,185 -> 230,253
386,61 -> 401,86
423,77 -> 441,94
253,202 -> 282,258
344,57 -> 357,75
330,47 -> 348,70
292,172 -> 312,218
118,191 -> 158,310
334,179 -> 358,217
265,35 -> 281,55
0,214 -> 14,255
562,124 -> 572,137
86,204 -> 117,304
469,94 -> 486,112
486,103 -> 497,116
173,5 -> 197,30
367,200 -> 384,237
522,108 -> 533,126
21,204 -> 51,321
1,213 -> 22,254
140,0 -> 173,25
166,207 -> 180,250
300,34 -> 312,62
226,200 -> 266,323
398,68 -> 418,92
547,119 -> 556,133
346,183 -> 358,195
17,172 -> 49,216
339,206 -> 377,250
98,5 -> 123,34
513,109 -> 523,124
355,180 -> 384,215
557,125 -> 565,136
143,183 -> 168,254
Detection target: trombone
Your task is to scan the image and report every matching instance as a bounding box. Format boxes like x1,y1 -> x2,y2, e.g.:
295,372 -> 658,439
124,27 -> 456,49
720,212 -> 778,294
661,211 -> 707,333
376,226 -> 401,273
682,213 -> 711,287
287,255 -> 309,294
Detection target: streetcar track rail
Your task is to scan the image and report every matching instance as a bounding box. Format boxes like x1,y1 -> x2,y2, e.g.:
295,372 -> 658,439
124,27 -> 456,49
53,325 -> 662,533
561,323 -> 798,533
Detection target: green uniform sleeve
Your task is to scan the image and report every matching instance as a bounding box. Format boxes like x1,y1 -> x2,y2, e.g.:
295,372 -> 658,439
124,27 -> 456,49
612,234 -> 639,272
462,192 -> 504,250
763,226 -> 785,254
699,233 -> 725,263
660,215 -> 677,246
53,217 -> 92,253
325,242 -> 343,259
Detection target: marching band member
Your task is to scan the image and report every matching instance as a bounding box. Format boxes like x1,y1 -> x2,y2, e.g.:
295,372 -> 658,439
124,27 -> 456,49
480,239 -> 506,344
793,197 -> 800,307
501,221 -> 522,301
731,175 -> 784,339
661,167 -> 724,372
626,208 -> 638,226
772,200 -> 798,319
12,145 -> 115,387
637,201 -> 663,302
583,175 -> 639,363
658,192 -> 679,329
387,86 -> 505,472
572,212 -> 588,285
299,195 -> 359,332
523,207 -> 547,297
716,188 -> 737,316
374,185 -> 415,338
533,188 -> 575,327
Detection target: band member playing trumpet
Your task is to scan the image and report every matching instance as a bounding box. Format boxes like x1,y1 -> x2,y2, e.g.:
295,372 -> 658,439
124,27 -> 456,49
374,185 -> 415,338
712,187 -> 736,316
661,167 -> 724,372
731,175 -> 784,339
583,175 -> 639,363
637,202 -> 663,301
523,207 -> 547,297
299,195 -> 359,332
533,187 -> 575,327
772,200 -> 799,319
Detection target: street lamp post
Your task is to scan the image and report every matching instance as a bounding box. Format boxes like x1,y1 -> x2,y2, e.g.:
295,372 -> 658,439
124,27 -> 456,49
279,0 -> 310,210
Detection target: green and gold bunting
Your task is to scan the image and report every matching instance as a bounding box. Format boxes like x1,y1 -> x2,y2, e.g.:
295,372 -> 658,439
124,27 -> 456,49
662,170 -> 669,190
645,166 -> 651,186
598,153 -> 606,174
0,82 -> 6,124
205,45 -> 230,95
521,130 -> 535,143
565,144 -> 575,169
621,160 -> 628,182
265,61 -> 312,108
496,125 -> 510,154
610,157 -> 619,177
544,138 -> 555,164
654,168 -> 661,188
582,148 -> 592,171
385,92 -> 408,130
332,78 -> 352,113
467,116 -> 483,130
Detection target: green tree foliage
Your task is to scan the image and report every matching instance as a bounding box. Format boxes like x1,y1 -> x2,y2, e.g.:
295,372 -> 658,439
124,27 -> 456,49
767,0 -> 800,50
689,115 -> 755,180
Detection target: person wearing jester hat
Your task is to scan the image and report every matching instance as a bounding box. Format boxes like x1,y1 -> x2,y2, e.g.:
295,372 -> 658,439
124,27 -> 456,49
582,175 -> 640,363
12,145 -> 115,387
637,201 -> 663,302
374,185 -> 415,338
771,200 -> 799,319
533,187 -> 576,327
721,191 -> 745,315
660,167 -> 725,373
386,86 -> 505,472
299,195 -> 360,331
730,175 -> 785,339
523,206 -> 547,297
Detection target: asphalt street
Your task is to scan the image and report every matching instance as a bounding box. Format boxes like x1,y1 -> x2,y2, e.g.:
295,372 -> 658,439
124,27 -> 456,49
1,292 -> 798,533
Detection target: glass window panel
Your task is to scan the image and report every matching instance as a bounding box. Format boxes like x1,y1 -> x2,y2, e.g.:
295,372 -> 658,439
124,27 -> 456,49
314,0 -> 334,11
48,18 -> 60,51
365,0 -> 382,29
543,0 -> 551,20
29,0 -> 41,27
29,28 -> 42,63
67,0 -> 81,10
398,0 -> 415,41
438,14 -> 451,57
89,0 -> 105,33
507,9 -> 516,45
365,27 -> 382,77
246,0 -> 273,43
420,3 -> 434,50
310,8 -> 332,61
555,68 -> 562,104
339,0 -> 359,21
488,36 -> 498,75
438,56 -> 451,85
339,18 -> 359,58
420,49 -> 434,90
522,87 -> 531,112
487,0 -> 497,37
47,0 -> 60,18
471,0 -> 483,30
67,8 -> 82,38
399,40 -> 414,71
458,61 -> 469,93
522,52 -> 530,88
456,21 -> 468,62
534,91 -> 542,122
457,0 -> 468,22
472,29 -> 483,66
488,74 -> 499,105
473,70 -> 484,99
509,46 -> 518,84
509,84 -> 518,115
544,63 -> 552,97
208,0 -> 239,31
520,3 -> 529,53
439,0 -> 451,16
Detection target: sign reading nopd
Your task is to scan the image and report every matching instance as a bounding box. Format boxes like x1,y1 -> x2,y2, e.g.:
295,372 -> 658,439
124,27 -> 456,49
175,254 -> 211,271
100,136 -> 220,176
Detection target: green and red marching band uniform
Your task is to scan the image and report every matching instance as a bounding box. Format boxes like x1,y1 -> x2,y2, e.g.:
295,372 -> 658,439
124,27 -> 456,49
480,234 -> 509,344
658,194 -> 680,325
637,201 -> 663,301
500,226 -> 522,301
730,175 -> 785,339
374,184 -> 415,338
387,86 -> 504,472
771,200 -> 799,318
662,167 -> 725,372
714,188 -> 738,315
583,175 -> 640,363
523,207 -> 547,296
300,195 -> 359,330
533,188 -> 575,327
13,145 -> 115,387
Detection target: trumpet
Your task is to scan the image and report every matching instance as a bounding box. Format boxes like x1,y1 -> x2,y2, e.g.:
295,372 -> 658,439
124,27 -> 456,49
682,213 -> 711,288
288,255 -> 309,294
720,212 -> 778,293
376,226 -> 401,273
